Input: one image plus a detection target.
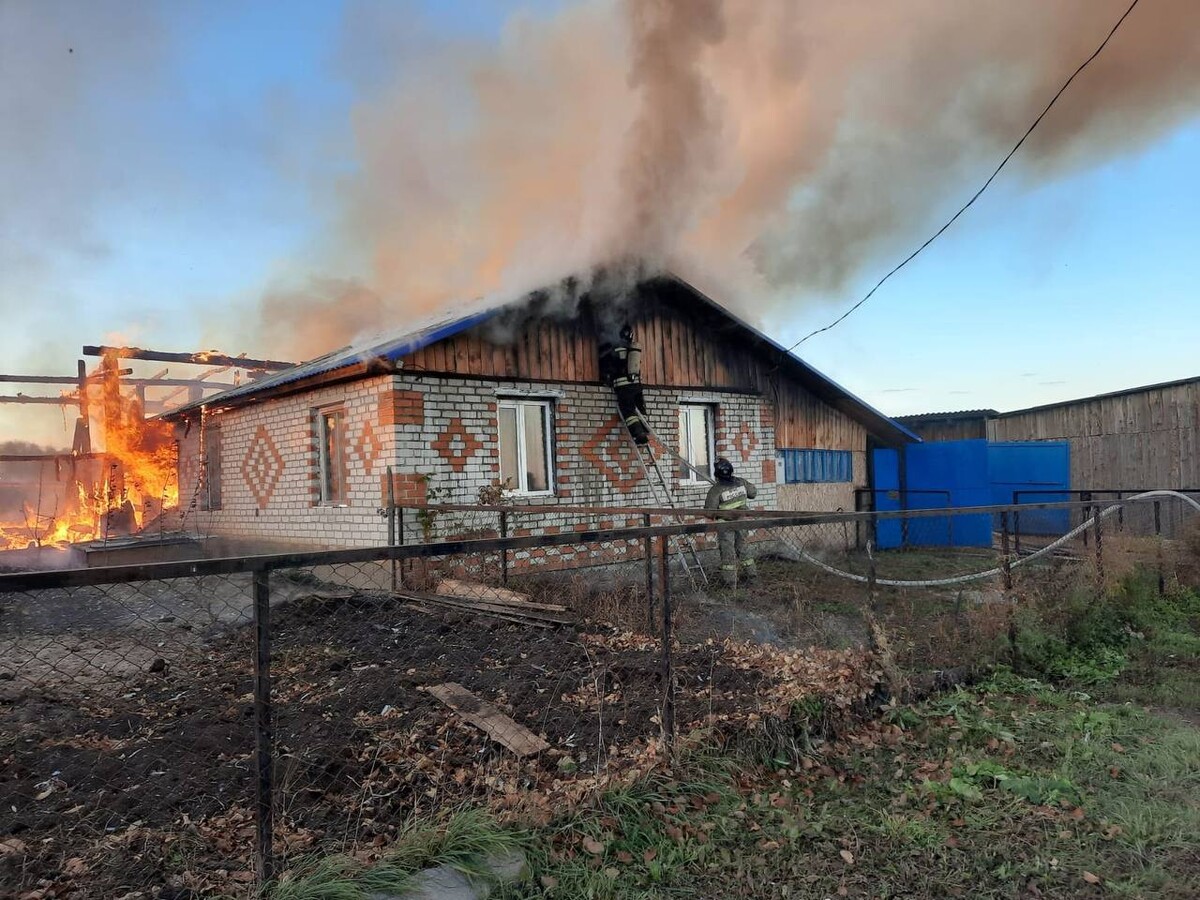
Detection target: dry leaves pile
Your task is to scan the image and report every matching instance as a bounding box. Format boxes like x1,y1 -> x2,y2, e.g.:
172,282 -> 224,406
5,619 -> 882,899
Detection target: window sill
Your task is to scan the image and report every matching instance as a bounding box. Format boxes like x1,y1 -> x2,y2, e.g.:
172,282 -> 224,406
314,502 -> 350,509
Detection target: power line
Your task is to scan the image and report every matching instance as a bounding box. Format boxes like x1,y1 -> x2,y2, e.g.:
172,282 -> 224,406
782,0 -> 1142,355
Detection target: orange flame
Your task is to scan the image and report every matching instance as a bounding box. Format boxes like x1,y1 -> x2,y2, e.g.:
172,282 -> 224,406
0,366 -> 179,552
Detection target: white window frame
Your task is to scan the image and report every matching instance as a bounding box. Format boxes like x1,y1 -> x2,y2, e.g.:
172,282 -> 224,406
497,398 -> 555,496
678,403 -> 716,484
315,406 -> 347,506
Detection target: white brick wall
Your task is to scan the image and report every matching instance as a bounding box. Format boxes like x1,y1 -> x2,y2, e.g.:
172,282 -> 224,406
176,372 -> 789,551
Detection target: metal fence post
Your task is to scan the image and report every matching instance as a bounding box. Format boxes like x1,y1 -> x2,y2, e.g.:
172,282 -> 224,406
1154,500 -> 1165,595
867,541 -> 878,614
252,569 -> 275,884
386,467 -> 397,592
1081,491 -> 1092,548
658,534 -> 674,750
499,511 -> 509,586
644,513 -> 654,633
1000,511 -> 1013,591
1094,502 -> 1105,586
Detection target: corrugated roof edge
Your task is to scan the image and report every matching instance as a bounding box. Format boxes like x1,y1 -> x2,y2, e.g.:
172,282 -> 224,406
895,409 -> 1000,422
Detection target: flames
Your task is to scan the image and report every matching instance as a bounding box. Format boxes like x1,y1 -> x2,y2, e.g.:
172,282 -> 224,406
0,365 -> 179,552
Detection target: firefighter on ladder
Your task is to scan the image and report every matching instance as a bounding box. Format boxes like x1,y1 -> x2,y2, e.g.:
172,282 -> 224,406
705,457 -> 758,587
599,323 -> 650,444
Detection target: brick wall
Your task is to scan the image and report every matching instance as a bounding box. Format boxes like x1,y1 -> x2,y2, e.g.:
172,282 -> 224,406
175,375 -> 396,548
175,372 -> 805,556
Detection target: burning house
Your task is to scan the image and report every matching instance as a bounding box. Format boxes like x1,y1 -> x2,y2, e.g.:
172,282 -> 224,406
167,275 -> 916,556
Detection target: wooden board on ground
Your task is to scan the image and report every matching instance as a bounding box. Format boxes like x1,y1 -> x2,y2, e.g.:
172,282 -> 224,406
395,590 -> 572,627
434,578 -> 566,611
424,682 -> 550,757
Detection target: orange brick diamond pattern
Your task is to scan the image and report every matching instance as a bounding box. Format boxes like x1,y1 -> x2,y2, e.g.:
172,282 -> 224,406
353,419 -> 382,475
732,421 -> 759,461
581,415 -> 643,492
240,424 -> 285,509
432,418 -> 483,472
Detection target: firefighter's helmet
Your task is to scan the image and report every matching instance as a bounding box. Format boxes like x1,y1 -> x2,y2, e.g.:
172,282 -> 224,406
714,457 -> 734,480
620,323 -> 635,342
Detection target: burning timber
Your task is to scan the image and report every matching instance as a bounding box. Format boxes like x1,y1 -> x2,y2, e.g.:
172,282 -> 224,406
0,345 -> 292,557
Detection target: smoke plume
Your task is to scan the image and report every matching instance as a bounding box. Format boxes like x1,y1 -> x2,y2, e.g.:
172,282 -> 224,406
257,0 -> 1200,358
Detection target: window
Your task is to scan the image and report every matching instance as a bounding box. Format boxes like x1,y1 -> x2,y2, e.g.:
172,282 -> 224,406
316,407 -> 346,504
779,448 -> 853,483
497,399 -> 553,494
678,404 -> 715,483
201,424 -> 222,510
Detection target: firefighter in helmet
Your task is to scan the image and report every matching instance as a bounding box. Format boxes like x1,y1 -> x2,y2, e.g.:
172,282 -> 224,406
599,323 -> 650,444
704,457 -> 758,587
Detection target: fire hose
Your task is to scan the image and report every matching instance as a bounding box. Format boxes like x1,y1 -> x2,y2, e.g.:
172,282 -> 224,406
637,428 -> 1199,589
781,490 -> 1200,588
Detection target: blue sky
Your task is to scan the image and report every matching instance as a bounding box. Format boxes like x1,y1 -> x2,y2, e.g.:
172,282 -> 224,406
1,0 -> 1197,447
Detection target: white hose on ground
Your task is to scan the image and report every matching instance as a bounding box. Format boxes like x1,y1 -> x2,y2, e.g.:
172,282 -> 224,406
777,490 -> 1200,589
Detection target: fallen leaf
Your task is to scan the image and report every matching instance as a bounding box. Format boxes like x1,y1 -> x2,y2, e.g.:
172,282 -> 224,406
617,850 -> 633,863
63,857 -> 88,876
0,838 -> 27,857
839,849 -> 855,865
1083,871 -> 1101,884
540,875 -> 559,889
1111,743 -> 1125,754
603,867 -> 620,879
643,848 -> 658,864
582,836 -> 606,856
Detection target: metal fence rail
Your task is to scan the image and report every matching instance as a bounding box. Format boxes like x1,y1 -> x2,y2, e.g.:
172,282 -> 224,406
1,495 -> 1196,895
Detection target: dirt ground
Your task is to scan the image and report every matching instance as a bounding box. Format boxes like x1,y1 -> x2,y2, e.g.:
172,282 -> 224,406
0,571 -> 879,899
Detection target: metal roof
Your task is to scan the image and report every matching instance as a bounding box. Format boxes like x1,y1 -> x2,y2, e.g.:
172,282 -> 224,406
895,409 -> 999,423
171,272 -> 920,445
170,306 -> 504,415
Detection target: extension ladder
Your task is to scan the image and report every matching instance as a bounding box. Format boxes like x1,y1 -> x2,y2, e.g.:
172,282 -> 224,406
612,401 -> 709,588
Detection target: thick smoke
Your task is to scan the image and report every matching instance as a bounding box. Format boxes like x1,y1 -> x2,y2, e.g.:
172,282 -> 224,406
261,0 -> 1196,356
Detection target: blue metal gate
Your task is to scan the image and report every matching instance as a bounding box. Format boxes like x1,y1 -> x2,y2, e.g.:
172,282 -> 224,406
870,439 -> 1069,548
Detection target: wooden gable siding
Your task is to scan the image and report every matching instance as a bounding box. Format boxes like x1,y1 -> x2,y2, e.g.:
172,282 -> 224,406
401,318 -> 599,383
774,380 -> 866,450
401,306 -> 865,451
401,306 -> 768,391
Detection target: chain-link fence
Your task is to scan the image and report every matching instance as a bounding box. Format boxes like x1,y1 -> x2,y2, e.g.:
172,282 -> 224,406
2,494 -> 1197,896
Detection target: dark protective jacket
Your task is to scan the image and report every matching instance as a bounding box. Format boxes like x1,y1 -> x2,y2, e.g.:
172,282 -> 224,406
704,477 -> 757,512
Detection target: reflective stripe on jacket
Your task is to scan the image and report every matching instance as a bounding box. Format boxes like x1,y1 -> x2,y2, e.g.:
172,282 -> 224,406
704,477 -> 757,511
